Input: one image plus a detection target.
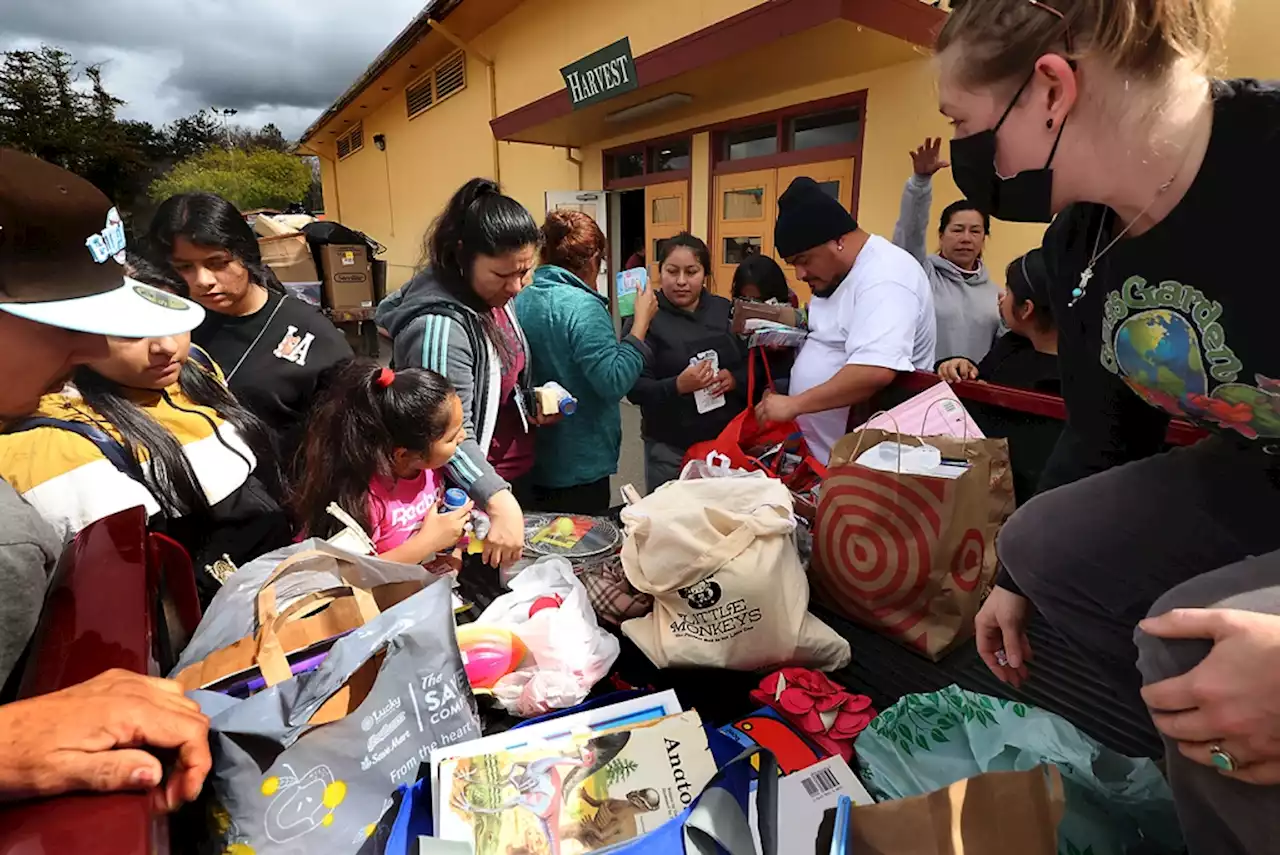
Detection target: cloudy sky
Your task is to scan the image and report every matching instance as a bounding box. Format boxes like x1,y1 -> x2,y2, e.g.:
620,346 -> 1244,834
1,0 -> 428,139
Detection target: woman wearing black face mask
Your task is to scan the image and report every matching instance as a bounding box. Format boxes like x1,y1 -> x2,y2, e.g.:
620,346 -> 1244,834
939,2 -> 1280,850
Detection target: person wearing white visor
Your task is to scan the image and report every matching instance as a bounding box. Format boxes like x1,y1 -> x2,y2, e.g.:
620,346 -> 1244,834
0,148 -> 211,814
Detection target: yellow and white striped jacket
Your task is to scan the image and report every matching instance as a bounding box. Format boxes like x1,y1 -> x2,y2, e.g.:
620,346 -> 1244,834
0,380 -> 258,544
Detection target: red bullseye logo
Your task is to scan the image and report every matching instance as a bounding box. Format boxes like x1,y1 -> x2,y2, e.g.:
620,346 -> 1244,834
814,467 -> 946,638
951,529 -> 985,592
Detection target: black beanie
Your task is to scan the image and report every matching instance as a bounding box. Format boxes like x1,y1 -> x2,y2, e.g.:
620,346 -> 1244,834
774,177 -> 858,259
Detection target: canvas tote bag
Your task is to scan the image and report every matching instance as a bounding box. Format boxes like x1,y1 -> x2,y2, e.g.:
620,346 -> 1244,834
812,423 -> 1014,660
620,473 -> 850,671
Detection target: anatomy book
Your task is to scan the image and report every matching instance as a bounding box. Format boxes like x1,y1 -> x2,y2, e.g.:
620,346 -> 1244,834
436,710 -> 715,855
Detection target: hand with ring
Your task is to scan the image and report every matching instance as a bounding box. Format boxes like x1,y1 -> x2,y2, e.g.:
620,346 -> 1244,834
1140,607 -> 1280,784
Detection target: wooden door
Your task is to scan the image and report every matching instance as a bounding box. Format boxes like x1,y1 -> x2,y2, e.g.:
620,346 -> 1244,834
711,170 -> 776,297
773,158 -> 855,304
644,181 -> 689,281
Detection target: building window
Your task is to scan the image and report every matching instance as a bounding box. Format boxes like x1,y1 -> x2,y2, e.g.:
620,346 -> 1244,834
722,124 -> 778,161
723,236 -> 763,264
609,151 -> 645,180
712,97 -> 865,168
650,140 -> 691,172
787,108 -> 861,152
605,137 -> 692,186
336,123 -> 364,160
406,50 -> 468,120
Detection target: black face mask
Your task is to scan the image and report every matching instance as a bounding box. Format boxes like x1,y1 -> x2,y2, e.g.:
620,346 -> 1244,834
950,72 -> 1069,224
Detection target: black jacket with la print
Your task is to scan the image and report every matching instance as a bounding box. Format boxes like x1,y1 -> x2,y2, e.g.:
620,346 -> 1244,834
193,291 -> 353,465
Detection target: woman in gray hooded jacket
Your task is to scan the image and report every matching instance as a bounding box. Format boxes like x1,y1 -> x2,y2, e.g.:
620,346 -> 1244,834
892,137 -> 1001,365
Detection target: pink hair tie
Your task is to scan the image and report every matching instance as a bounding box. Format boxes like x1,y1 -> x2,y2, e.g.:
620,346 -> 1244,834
376,368 -> 395,388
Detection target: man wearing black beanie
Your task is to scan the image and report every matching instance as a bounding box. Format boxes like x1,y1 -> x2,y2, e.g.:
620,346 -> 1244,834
756,177 -> 936,463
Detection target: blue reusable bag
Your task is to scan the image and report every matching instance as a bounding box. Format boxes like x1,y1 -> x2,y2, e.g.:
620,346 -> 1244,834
598,743 -> 779,855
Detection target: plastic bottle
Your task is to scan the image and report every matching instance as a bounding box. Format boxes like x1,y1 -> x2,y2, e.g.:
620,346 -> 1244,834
443,488 -> 469,512
536,382 -> 578,417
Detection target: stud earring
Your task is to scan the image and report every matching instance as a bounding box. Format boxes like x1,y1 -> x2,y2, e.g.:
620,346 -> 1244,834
1046,118 -> 1054,129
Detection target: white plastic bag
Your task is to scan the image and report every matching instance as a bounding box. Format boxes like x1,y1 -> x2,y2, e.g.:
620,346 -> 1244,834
473,556 -> 620,716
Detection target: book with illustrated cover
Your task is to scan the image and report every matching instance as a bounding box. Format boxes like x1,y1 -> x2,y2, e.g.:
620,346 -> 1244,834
437,710 -> 714,855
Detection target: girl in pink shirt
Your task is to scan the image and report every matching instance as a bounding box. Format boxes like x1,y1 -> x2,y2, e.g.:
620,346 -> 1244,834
293,359 -> 473,565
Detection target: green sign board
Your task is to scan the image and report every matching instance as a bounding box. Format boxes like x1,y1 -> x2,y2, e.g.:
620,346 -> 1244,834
560,37 -> 639,111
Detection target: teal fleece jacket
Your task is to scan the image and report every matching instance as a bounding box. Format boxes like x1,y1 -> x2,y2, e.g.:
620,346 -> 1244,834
515,265 -> 651,489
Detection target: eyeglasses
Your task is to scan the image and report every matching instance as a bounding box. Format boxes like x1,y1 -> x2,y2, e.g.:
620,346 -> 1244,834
1027,0 -> 1074,53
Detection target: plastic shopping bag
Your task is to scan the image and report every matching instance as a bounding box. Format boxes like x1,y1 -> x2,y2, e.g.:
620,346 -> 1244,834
173,539 -> 428,677
473,556 -> 620,716
194,576 -> 481,855
854,685 -> 1182,855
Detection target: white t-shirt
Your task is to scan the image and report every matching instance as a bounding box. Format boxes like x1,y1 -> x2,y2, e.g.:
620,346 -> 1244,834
790,235 -> 937,463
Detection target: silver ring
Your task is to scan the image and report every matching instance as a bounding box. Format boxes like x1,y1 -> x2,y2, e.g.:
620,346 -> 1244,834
1210,745 -> 1239,773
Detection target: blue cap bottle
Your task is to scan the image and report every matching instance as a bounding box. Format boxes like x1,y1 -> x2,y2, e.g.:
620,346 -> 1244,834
443,488 -> 469,511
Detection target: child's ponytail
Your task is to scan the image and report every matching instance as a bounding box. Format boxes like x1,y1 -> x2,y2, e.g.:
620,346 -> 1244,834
291,358 -> 457,539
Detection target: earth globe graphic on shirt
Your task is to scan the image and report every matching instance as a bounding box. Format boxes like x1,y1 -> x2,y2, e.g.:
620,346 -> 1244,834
1114,309 -> 1207,409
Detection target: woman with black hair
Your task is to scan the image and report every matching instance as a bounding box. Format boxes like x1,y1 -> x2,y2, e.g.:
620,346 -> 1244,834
146,192 -> 352,467
936,251 -> 1060,393
376,178 -> 546,568
0,254 -> 292,604
893,137 -> 1000,365
625,233 -> 747,492
731,254 -> 801,398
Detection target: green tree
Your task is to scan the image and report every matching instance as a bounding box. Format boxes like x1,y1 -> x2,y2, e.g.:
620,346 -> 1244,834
150,147 -> 313,211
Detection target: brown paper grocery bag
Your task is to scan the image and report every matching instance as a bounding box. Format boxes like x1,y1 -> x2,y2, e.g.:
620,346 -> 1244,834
849,766 -> 1065,854
811,428 -> 1014,659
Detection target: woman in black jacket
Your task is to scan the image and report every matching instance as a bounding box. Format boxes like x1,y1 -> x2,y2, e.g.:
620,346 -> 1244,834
625,233 -> 747,491
146,193 -> 353,474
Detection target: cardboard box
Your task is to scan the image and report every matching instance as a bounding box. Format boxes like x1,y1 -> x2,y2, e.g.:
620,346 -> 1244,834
319,244 -> 374,310
258,233 -> 318,283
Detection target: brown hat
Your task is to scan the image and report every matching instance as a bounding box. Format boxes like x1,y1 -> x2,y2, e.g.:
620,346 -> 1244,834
0,148 -> 203,336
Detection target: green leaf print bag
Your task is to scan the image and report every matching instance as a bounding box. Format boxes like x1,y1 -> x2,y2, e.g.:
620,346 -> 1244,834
853,685 -> 1181,855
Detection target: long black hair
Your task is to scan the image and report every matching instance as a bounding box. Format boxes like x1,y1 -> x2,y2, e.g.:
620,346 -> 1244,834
145,192 -> 284,294
72,353 -> 279,520
657,232 -> 712,273
291,358 -> 457,540
1005,250 -> 1055,334
422,178 -> 540,367
731,254 -> 790,303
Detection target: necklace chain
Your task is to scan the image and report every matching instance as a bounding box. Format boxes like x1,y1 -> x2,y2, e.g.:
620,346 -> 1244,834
1068,109 -> 1209,309
1068,177 -> 1175,309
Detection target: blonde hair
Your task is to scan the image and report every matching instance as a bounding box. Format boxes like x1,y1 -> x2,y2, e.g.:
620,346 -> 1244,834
937,0 -> 1233,87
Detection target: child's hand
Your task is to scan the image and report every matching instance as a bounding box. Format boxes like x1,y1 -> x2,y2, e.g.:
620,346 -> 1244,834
422,499 -> 474,547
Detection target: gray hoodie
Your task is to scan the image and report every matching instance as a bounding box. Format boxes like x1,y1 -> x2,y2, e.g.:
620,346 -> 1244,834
892,174 -> 1002,364
0,480 -> 62,687
376,268 -> 532,508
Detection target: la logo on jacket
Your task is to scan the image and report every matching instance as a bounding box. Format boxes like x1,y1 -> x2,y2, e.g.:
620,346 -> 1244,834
273,325 -> 315,366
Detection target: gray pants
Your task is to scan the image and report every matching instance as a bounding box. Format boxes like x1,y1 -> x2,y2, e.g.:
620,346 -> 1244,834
643,439 -> 687,495
1136,557 -> 1280,854
1000,438 -> 1280,853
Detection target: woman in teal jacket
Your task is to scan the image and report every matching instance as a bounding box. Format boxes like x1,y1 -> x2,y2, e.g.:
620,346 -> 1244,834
515,210 -> 658,514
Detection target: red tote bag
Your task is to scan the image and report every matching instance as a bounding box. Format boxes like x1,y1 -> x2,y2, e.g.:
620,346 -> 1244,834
682,349 -> 826,493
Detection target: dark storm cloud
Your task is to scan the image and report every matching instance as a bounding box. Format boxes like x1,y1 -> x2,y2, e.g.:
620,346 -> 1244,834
2,0 -> 425,116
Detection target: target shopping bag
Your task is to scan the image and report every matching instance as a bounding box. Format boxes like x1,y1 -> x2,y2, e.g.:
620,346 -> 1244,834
811,428 -> 1013,659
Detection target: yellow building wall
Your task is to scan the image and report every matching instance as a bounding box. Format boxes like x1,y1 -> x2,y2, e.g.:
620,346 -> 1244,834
322,0 -> 1280,292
